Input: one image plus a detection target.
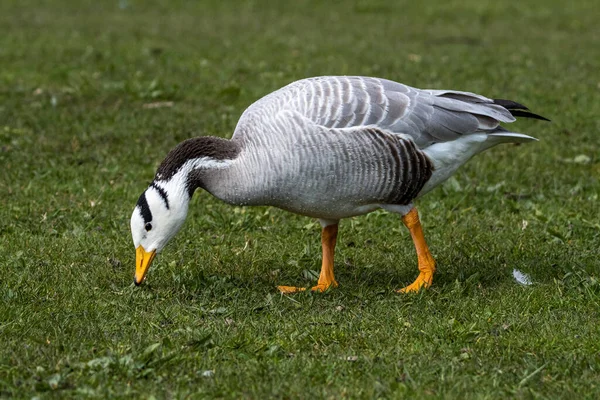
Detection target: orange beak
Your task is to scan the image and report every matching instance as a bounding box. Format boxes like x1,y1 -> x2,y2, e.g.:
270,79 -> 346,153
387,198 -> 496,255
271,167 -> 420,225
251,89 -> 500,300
134,246 -> 156,286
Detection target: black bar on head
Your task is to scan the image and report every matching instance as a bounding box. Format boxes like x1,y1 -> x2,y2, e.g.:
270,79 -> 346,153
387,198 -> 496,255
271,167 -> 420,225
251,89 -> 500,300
136,192 -> 153,223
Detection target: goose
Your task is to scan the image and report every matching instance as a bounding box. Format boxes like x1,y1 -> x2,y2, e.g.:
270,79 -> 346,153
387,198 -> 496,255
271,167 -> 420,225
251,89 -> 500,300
130,76 -> 548,292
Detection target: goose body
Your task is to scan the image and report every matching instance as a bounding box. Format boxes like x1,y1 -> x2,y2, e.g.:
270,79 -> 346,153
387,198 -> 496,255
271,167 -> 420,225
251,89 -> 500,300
131,76 -> 547,291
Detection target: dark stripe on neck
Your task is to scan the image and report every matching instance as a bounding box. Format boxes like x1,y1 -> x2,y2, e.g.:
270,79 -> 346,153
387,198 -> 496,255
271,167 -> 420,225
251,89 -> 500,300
150,182 -> 170,210
136,192 -> 153,223
155,136 -> 240,181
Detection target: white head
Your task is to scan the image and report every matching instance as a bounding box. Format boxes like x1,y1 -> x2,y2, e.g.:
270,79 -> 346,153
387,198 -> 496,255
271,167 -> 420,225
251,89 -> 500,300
130,180 -> 190,285
130,136 -> 240,285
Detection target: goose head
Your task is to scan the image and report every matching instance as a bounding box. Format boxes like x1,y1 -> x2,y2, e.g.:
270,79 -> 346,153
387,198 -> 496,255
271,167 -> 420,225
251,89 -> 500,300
131,180 -> 189,285
130,136 -> 240,285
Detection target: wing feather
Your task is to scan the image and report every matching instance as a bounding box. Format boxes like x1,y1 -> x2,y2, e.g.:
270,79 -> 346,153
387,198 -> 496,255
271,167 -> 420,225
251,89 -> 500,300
233,76 -> 522,148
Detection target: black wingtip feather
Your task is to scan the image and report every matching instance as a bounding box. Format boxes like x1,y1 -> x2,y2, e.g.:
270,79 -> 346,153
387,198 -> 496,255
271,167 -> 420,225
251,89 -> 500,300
493,98 -> 551,122
508,110 -> 551,122
493,98 -> 530,111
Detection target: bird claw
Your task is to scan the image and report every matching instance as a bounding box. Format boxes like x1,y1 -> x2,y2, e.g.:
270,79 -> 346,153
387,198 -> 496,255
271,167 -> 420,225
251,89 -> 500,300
397,272 -> 433,293
278,281 -> 338,294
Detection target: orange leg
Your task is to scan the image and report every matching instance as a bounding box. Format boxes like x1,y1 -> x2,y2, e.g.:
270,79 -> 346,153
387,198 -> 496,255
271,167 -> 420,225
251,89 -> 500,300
398,208 -> 436,293
278,223 -> 339,294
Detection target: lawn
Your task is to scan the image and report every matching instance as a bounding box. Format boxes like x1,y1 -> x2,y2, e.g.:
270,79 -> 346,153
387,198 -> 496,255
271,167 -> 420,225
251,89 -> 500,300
1,0 -> 599,398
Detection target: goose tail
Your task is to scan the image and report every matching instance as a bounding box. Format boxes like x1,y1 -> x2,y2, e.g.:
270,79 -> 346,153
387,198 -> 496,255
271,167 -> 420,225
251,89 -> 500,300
493,99 -> 551,122
487,128 -> 538,144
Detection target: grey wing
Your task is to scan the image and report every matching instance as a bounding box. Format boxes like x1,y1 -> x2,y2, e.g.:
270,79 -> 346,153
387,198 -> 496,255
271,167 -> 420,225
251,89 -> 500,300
233,76 -> 516,148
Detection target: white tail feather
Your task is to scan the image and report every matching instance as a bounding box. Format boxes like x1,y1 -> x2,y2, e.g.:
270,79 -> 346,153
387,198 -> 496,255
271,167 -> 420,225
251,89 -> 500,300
487,132 -> 538,143
418,132 -> 537,197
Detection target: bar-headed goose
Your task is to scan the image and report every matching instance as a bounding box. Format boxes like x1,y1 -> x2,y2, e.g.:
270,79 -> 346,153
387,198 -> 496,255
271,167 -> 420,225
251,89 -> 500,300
130,76 -> 548,292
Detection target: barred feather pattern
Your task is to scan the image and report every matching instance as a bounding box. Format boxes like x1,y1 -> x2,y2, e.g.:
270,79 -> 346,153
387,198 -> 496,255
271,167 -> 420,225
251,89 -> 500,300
233,76 -> 515,147
190,76 -> 536,220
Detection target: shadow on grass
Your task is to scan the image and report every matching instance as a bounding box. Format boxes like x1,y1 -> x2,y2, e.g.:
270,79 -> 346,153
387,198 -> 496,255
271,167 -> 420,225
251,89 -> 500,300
141,238 -> 593,306
158,255 -> 525,298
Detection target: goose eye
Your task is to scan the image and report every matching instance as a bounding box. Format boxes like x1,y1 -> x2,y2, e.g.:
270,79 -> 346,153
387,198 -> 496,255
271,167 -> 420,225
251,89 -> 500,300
145,223 -> 152,231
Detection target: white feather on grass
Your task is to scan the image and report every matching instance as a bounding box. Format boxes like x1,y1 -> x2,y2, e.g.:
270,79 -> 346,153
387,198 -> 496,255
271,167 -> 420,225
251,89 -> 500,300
513,269 -> 533,286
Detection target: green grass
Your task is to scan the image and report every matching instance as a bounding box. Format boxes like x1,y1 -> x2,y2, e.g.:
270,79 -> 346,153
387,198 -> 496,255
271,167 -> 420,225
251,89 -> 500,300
1,0 -> 599,398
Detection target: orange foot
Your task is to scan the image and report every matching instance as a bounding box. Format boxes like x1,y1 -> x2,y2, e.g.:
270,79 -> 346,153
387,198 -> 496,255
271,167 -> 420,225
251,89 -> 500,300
397,272 -> 434,293
278,281 -> 338,294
